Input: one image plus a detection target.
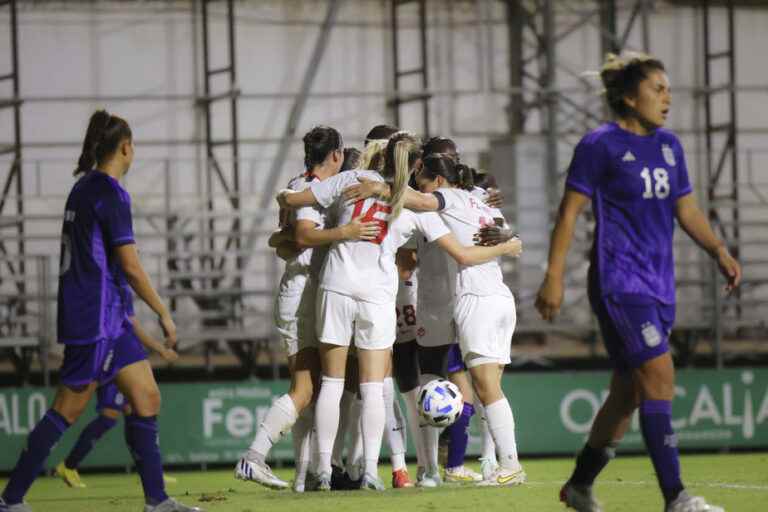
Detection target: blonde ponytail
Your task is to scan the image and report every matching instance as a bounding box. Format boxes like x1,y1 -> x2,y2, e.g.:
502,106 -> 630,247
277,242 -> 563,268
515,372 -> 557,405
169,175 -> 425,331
382,131 -> 421,220
358,139 -> 388,171
388,140 -> 412,219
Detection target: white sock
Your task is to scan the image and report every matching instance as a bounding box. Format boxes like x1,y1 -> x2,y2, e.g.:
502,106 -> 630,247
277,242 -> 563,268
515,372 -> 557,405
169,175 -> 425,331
345,397 -> 363,480
248,394 -> 298,462
383,377 -> 407,471
403,388 -> 426,469
314,376 -> 344,476
485,398 -> 521,472
418,374 -> 442,474
360,381 -> 386,479
292,405 -> 314,485
332,390 -> 355,467
475,401 -> 497,464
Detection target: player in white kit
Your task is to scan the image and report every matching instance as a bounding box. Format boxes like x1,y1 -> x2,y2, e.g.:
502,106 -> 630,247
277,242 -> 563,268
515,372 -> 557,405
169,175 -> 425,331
277,132 -> 523,490
406,153 -> 527,486
236,126 -> 380,491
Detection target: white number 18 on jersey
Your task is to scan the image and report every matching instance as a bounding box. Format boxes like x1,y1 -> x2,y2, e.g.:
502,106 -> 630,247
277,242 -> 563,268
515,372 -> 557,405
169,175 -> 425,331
640,167 -> 670,199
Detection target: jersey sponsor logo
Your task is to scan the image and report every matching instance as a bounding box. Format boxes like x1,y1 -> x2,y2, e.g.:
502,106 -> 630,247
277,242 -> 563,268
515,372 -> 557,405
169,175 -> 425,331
641,321 -> 662,348
64,210 -> 76,222
621,150 -> 636,162
662,144 -> 676,166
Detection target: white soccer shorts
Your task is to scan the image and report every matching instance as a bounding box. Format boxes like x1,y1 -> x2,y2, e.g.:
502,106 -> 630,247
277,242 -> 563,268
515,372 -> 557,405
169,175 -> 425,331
454,294 -> 516,367
316,289 -> 396,350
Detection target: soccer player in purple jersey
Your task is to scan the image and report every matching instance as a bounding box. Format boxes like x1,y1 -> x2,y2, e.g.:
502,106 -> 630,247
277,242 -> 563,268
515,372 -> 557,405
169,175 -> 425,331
534,53 -> 741,512
55,286 -> 179,489
0,110 -> 201,512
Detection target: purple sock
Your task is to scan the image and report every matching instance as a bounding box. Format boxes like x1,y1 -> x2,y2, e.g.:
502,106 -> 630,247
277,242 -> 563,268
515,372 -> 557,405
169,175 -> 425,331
124,415 -> 168,505
446,403 -> 474,469
639,400 -> 684,504
65,415 -> 118,470
2,409 -> 70,505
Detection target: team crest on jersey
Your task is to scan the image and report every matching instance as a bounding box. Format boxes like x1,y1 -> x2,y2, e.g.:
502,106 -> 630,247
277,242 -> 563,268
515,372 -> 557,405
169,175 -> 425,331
641,321 -> 661,348
662,144 -> 676,166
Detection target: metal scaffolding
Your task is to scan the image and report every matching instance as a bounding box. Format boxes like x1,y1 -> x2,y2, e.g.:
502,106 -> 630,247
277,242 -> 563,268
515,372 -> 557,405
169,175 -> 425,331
390,0 -> 431,136
702,0 -> 740,368
0,0 -> 24,296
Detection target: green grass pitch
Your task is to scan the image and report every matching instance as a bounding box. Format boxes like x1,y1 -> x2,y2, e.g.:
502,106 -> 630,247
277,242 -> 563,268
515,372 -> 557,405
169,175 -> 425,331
4,453 -> 767,512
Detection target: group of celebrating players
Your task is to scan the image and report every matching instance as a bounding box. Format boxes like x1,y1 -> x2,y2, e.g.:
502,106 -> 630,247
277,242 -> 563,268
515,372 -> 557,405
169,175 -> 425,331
0,50 -> 741,512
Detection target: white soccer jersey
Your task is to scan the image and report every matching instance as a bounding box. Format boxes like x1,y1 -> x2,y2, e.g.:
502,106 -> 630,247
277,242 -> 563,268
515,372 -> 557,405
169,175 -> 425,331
434,187 -> 512,298
277,173 -> 325,297
395,269 -> 418,343
310,170 -> 450,304
470,186 -> 489,202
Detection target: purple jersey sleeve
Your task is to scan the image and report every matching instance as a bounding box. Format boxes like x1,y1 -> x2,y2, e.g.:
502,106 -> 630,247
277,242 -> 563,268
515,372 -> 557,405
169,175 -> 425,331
672,138 -> 693,199
96,187 -> 135,249
122,284 -> 135,317
565,136 -> 610,198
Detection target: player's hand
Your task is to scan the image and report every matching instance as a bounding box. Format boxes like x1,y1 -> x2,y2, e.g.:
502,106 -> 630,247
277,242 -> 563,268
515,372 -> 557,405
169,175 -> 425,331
473,225 -> 517,246
341,218 -> 381,241
276,241 -> 303,261
484,187 -> 503,208
715,246 -> 742,293
343,178 -> 387,204
396,248 -> 418,280
159,314 -> 177,349
275,189 -> 295,209
160,348 -> 179,363
535,274 -> 564,322
501,237 -> 523,258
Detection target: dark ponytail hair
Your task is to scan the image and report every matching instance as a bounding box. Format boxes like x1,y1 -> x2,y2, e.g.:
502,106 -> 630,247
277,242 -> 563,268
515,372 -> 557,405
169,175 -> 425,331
341,147 -> 361,171
420,153 -> 474,191
74,110 -> 132,176
364,124 -> 399,146
303,125 -> 343,171
471,168 -> 498,190
422,136 -> 458,160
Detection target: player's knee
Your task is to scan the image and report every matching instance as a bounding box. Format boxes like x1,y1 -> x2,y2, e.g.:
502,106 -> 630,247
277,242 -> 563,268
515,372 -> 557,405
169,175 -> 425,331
635,359 -> 675,400
55,402 -> 87,424
132,385 -> 161,416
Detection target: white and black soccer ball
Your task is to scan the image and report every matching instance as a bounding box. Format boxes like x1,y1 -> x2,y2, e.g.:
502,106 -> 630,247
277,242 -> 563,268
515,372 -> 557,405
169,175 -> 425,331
418,378 -> 463,428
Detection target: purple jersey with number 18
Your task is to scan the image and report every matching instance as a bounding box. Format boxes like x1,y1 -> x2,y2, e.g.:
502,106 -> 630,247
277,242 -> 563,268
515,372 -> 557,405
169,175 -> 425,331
565,122 -> 692,305
57,171 -> 135,345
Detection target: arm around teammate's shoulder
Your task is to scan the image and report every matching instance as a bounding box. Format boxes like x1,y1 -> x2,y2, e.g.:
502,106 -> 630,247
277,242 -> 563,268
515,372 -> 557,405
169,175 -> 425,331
294,218 -> 380,248
434,233 -> 522,266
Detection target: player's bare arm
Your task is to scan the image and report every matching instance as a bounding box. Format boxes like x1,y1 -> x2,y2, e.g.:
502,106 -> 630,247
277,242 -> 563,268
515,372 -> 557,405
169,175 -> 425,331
342,177 -> 390,203
294,218 -> 380,248
435,232 -> 522,266
675,193 -> 742,291
115,244 -> 177,347
129,316 -> 178,363
535,189 -> 590,321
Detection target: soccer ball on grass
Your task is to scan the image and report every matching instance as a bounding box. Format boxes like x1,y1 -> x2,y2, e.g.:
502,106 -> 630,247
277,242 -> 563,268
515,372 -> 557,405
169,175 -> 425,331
418,378 -> 463,428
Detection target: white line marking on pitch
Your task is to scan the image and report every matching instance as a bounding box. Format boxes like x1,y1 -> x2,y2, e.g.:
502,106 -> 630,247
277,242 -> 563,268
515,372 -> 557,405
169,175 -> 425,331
525,481 -> 768,491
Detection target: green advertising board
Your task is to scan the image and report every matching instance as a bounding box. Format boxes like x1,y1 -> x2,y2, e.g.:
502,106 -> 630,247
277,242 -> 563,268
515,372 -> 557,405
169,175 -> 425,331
1,369 -> 767,471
